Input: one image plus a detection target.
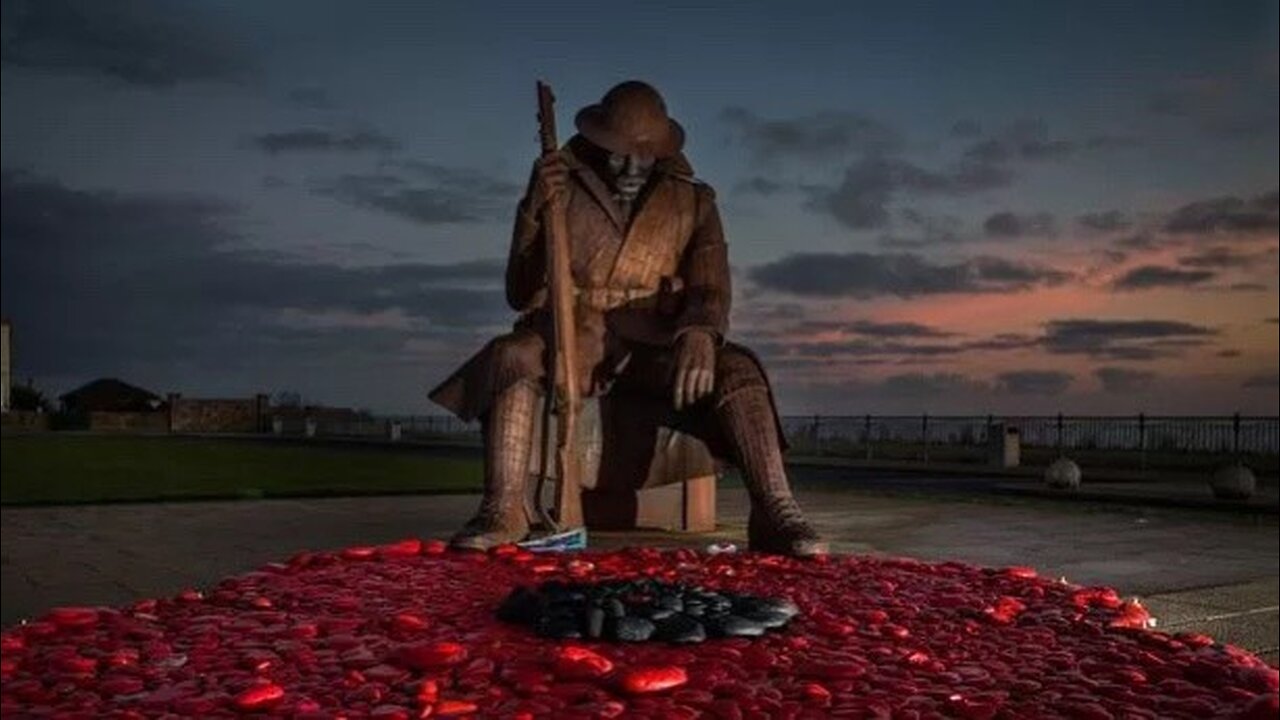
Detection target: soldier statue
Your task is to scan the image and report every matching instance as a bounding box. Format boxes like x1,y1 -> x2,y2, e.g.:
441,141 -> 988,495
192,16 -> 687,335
429,81 -> 826,557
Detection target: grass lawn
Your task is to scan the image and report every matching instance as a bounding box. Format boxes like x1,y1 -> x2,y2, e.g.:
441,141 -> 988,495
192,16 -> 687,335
1,434 -> 483,505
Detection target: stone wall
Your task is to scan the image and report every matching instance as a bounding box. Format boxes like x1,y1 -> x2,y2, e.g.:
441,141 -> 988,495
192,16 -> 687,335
88,411 -> 169,433
1,409 -> 49,432
168,394 -> 268,433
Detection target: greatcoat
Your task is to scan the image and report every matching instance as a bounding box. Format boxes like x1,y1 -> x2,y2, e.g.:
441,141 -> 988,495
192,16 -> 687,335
428,135 -> 784,457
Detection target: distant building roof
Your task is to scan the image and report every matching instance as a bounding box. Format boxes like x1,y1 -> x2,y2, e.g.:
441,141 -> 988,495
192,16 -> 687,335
59,378 -> 164,413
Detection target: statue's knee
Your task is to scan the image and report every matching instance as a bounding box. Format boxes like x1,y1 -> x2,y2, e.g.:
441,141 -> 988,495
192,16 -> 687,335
714,347 -> 768,402
491,332 -> 546,379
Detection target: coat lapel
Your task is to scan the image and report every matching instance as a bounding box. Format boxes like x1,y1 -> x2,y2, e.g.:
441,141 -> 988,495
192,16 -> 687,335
566,152 -> 625,231
607,177 -> 690,287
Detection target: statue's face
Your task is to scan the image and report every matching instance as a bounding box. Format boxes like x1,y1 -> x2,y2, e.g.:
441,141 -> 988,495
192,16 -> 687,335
607,152 -> 655,201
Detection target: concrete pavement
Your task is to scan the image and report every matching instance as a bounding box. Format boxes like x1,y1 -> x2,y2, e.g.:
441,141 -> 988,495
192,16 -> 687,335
2,481 -> 1276,665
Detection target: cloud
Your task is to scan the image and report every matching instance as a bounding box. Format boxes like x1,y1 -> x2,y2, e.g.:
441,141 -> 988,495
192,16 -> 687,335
878,210 -> 968,248
1113,233 -> 1161,250
1243,374 -> 1279,389
962,118 -> 1076,164
394,161 -> 524,199
1077,210 -> 1132,233
1094,367 -> 1157,393
734,176 -> 785,196
843,320 -> 955,338
0,170 -> 512,387
1112,265 -> 1215,291
748,252 -> 1070,298
1163,190 -> 1279,234
252,129 -> 399,155
0,0 -> 248,86
807,155 -> 1012,230
995,370 -> 1073,396
719,107 -> 901,163
881,372 -> 989,397
983,211 -> 1055,238
1146,77 -> 1233,117
1041,319 -> 1217,361
1177,246 -> 1270,269
1144,76 -> 1278,140
1084,134 -> 1142,151
312,163 -> 519,225
287,87 -> 333,110
950,120 -> 982,139
800,118 -> 1103,231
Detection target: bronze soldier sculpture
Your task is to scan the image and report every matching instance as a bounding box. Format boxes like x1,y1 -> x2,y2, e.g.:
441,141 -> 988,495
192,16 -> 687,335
429,81 -> 826,557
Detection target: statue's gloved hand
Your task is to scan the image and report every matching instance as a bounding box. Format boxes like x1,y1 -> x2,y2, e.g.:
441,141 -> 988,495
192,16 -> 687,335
673,329 -> 716,411
529,151 -> 570,213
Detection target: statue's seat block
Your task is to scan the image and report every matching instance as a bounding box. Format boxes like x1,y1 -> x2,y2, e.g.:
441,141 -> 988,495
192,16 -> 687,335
528,392 -> 717,532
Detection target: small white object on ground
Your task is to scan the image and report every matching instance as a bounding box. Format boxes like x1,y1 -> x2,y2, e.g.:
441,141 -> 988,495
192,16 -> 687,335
1210,464 -> 1256,500
1045,457 -> 1082,491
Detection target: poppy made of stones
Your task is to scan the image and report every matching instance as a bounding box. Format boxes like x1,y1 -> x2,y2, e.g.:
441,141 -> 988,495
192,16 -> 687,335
497,578 -> 800,643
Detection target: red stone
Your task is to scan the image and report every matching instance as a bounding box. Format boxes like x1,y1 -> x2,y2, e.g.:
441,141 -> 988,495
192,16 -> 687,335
553,646 -> 614,680
342,546 -> 378,560
234,682 -> 284,710
619,666 -> 689,694
397,641 -> 468,670
46,607 -> 99,629
380,539 -> 423,557
435,699 -> 480,716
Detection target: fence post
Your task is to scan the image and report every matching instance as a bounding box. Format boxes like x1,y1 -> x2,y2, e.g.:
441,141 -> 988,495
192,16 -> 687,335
922,413 -> 930,464
812,414 -> 822,454
1138,413 -> 1146,471
1233,412 -> 1241,459
1056,412 -> 1064,455
864,414 -> 873,461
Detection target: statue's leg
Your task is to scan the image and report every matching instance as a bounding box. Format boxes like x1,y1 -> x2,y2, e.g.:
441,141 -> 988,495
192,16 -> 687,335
451,378 -> 538,550
715,349 -> 827,557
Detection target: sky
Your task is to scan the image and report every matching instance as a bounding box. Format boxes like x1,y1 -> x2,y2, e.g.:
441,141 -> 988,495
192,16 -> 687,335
1,0 -> 1277,415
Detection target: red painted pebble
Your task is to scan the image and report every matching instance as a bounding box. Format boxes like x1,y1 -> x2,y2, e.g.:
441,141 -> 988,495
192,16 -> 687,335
46,607 -> 99,629
380,539 -> 423,557
397,641 -> 468,670
234,682 -> 284,709
553,646 -> 614,679
341,545 -> 378,560
1,546 -> 1272,718
619,665 -> 689,694
436,699 -> 480,716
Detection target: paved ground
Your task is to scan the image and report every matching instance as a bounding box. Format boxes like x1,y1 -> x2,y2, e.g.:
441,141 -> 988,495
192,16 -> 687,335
2,479 -> 1276,666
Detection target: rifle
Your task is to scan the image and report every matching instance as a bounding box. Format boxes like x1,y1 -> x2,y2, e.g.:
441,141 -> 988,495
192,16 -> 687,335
534,80 -> 582,531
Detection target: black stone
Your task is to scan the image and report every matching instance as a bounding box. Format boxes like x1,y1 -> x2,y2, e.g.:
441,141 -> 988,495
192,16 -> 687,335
606,598 -> 627,619
537,614 -> 582,639
733,596 -> 800,619
654,613 -> 707,644
741,609 -> 792,629
586,606 -> 606,639
497,578 -> 797,644
614,616 -> 656,642
496,586 -> 544,624
712,614 -> 767,637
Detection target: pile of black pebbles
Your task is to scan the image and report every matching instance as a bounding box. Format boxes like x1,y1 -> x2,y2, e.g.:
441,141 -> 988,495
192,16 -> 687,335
497,578 -> 800,643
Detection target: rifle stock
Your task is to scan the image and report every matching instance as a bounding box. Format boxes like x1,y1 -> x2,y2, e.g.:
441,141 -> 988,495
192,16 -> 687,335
535,81 -> 582,528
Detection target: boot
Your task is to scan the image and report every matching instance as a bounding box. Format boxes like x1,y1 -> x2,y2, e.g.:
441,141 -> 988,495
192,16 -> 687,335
450,380 -> 539,550
718,388 -> 827,557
